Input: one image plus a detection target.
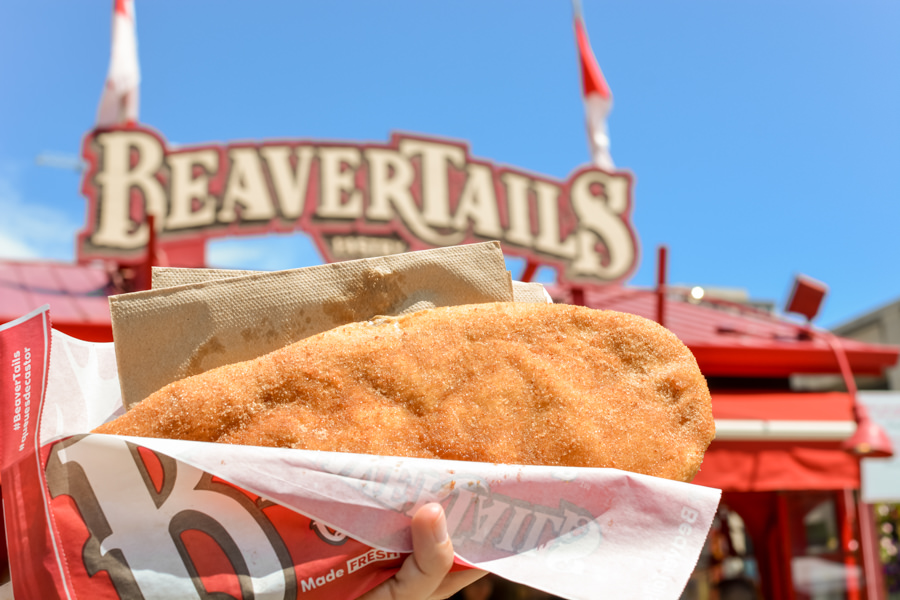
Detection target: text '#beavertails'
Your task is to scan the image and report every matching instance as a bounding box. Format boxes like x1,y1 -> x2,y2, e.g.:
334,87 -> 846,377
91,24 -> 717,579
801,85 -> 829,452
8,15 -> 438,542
10,348 -> 33,451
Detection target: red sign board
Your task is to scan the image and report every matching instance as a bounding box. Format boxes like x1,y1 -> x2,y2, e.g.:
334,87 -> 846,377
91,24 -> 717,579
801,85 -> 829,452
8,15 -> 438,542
79,126 -> 639,284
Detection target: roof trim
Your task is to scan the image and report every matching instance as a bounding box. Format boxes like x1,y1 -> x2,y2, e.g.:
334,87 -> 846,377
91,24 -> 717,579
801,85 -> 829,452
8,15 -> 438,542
715,419 -> 855,441
692,344 -> 898,377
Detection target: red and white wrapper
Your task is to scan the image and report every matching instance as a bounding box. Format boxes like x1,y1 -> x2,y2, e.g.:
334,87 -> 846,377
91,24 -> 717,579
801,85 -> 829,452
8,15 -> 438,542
1,306 -> 721,600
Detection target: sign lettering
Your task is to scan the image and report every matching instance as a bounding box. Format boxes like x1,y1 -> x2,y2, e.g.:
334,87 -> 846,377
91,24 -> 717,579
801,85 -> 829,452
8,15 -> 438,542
80,127 -> 639,283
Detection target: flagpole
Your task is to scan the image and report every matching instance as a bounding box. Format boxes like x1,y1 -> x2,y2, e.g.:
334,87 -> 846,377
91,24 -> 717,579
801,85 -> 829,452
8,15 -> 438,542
571,0 -> 583,19
571,0 -> 615,170
96,0 -> 141,128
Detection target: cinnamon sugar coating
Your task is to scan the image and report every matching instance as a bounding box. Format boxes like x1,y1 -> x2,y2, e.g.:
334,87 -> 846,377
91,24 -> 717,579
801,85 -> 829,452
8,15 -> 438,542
94,303 -> 715,482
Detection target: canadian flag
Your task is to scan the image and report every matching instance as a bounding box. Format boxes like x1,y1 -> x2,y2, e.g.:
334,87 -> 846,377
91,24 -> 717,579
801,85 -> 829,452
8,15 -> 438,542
573,3 -> 614,170
96,0 -> 140,127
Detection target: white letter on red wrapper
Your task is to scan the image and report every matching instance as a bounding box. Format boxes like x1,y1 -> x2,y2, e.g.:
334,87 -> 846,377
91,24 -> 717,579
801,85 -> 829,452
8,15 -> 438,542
46,435 -> 291,599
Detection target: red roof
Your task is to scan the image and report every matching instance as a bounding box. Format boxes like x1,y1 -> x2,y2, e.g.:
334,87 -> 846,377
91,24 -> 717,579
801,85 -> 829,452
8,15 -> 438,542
0,260 -> 114,342
549,284 -> 899,378
1,261 -> 896,374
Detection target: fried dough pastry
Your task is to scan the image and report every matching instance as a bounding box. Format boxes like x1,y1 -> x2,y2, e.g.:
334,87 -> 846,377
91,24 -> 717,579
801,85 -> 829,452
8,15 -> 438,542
95,302 -> 715,482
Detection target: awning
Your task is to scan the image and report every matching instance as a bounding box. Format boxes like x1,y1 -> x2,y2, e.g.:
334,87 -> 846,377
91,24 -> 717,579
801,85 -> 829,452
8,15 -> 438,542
692,440 -> 859,491
713,391 -> 855,441
694,391 -> 860,491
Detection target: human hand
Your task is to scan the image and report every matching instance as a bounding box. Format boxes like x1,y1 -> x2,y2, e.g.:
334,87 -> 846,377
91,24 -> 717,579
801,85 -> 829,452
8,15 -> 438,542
357,503 -> 486,600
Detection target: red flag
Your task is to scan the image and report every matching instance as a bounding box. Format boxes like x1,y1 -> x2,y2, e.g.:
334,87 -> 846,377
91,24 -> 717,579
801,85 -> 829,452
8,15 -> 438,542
573,3 -> 614,170
96,0 -> 140,127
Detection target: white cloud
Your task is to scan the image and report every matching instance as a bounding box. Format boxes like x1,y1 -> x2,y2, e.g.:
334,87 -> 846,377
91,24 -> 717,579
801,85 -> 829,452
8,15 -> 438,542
0,231 -> 37,259
0,168 -> 80,262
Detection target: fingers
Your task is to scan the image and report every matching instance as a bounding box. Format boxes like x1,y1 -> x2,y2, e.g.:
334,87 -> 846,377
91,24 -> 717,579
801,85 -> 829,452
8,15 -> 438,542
358,503 -> 486,600
407,502 -> 455,584
385,503 -> 454,600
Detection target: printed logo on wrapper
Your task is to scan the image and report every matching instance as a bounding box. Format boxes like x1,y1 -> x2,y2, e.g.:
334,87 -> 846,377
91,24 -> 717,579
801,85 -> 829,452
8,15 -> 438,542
322,455 -> 601,559
41,432 -> 609,600
40,434 -> 410,599
46,435 -> 297,598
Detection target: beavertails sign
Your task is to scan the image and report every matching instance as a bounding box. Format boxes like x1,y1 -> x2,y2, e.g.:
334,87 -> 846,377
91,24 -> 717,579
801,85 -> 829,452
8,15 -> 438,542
78,126 -> 638,284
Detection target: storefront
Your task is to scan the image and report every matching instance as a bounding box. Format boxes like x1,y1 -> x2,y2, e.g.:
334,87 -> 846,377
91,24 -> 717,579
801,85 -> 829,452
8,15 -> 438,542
2,5 -> 898,595
2,144 -> 898,597
546,277 -> 899,599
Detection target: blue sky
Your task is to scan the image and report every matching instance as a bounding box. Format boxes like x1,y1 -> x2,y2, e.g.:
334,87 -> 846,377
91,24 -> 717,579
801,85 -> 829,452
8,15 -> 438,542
1,1 -> 898,328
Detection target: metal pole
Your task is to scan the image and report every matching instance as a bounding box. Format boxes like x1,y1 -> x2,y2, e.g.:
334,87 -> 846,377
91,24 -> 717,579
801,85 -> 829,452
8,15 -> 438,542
656,245 -> 667,327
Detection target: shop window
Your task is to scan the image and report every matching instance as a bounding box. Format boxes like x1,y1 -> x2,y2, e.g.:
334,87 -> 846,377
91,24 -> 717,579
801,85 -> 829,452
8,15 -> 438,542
786,491 -> 864,600
681,504 -> 762,600
800,498 -> 840,555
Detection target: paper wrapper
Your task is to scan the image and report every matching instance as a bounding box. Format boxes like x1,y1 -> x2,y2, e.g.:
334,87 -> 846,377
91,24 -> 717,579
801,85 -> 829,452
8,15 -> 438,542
0,244 -> 720,600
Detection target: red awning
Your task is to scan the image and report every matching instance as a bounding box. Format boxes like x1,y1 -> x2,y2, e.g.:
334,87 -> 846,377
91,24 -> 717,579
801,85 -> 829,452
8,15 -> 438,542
695,391 -> 860,491
693,440 -> 859,492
